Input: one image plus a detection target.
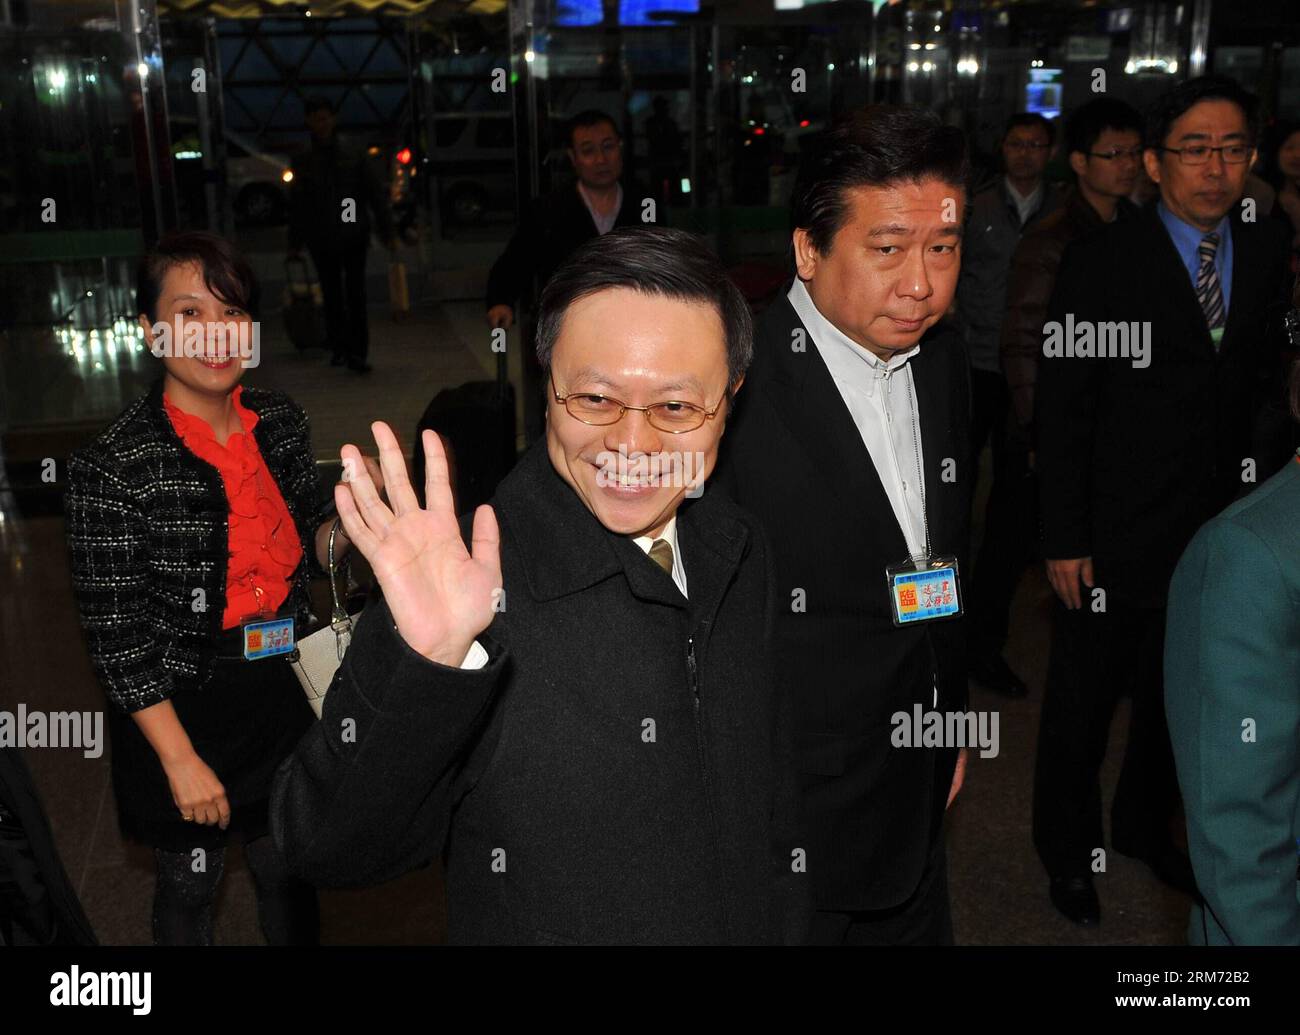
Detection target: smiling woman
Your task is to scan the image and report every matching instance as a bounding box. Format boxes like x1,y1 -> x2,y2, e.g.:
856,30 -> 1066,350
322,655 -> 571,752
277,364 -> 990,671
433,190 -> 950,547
64,231 -> 383,947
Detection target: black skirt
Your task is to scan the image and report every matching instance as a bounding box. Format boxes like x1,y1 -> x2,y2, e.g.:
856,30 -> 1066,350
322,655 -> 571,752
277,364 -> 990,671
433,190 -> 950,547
107,648 -> 317,853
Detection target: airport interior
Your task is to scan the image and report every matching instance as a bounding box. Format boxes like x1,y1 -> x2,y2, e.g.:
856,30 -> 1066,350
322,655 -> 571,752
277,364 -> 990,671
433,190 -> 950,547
1,0 -> 1299,947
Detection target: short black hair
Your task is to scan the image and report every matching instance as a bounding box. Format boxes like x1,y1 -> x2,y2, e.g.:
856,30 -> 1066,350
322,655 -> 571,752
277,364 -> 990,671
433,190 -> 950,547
1064,98 -> 1144,156
567,110 -> 620,149
536,226 -> 752,394
1145,75 -> 1258,150
303,95 -> 334,117
1004,112 -> 1055,143
136,231 -> 260,323
790,105 -> 968,257
1263,119 -> 1300,189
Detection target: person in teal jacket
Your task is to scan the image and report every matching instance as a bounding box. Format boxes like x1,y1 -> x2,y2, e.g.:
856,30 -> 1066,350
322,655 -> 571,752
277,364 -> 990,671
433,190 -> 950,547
1165,417 -> 1300,945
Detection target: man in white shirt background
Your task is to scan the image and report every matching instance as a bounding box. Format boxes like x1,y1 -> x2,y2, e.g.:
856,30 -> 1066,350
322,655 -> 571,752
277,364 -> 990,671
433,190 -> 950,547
485,111 -> 652,440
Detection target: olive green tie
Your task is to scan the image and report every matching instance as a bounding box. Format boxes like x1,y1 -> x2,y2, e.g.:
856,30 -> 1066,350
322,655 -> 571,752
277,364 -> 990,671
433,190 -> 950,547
648,538 -> 674,576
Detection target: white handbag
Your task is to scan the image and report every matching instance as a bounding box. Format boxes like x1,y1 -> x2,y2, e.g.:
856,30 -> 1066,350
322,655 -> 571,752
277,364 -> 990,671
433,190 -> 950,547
291,520 -> 361,718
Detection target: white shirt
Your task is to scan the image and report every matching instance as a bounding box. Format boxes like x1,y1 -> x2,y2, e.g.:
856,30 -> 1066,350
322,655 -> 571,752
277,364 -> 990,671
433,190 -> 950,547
459,515 -> 685,670
578,182 -> 622,235
788,279 -> 939,707
1005,176 -> 1042,228
788,278 -> 928,560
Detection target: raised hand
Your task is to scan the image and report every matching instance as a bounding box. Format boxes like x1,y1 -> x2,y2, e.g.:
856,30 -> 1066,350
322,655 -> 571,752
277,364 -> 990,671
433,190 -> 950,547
335,422 -> 502,666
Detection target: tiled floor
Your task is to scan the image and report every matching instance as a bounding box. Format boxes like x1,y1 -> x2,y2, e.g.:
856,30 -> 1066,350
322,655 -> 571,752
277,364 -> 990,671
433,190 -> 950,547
0,295 -> 1192,944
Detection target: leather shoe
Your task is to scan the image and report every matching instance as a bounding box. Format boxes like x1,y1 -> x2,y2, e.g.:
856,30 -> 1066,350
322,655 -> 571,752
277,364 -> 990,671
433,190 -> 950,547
329,352 -> 346,366
1114,841 -> 1198,897
1049,875 -> 1100,926
969,653 -> 1028,698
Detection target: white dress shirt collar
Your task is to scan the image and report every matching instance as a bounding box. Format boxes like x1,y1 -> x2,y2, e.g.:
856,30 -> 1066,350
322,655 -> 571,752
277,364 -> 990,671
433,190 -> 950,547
788,278 -> 920,396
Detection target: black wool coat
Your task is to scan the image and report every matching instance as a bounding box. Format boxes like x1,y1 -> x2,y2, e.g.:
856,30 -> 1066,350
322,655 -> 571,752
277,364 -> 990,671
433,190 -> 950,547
713,298 -> 973,912
271,441 -> 810,944
1037,204 -> 1293,609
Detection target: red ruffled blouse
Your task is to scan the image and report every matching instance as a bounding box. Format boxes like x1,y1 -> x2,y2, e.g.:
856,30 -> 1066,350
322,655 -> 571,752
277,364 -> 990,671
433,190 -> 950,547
164,386 -> 304,630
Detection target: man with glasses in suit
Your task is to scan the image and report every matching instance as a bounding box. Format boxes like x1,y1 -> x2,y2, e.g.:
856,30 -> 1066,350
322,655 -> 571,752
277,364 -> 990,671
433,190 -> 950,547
1033,76 -> 1294,926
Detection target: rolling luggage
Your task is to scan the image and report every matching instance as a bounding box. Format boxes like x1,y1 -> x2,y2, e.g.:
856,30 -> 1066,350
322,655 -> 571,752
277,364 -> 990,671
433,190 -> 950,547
412,349 -> 516,514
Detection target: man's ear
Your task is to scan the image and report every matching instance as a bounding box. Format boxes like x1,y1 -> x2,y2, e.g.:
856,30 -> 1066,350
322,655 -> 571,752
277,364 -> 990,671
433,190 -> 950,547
792,229 -> 819,281
1068,151 -> 1087,179
730,374 -> 746,398
1143,148 -> 1162,186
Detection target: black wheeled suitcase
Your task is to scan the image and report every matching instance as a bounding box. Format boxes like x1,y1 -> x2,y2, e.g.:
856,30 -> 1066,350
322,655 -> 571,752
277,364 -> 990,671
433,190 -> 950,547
412,349 -> 517,513
283,255 -> 326,351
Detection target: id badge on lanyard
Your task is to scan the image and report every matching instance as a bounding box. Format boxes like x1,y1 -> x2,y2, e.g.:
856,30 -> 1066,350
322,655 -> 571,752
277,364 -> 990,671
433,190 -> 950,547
883,368 -> 963,626
885,555 -> 963,627
240,588 -> 295,660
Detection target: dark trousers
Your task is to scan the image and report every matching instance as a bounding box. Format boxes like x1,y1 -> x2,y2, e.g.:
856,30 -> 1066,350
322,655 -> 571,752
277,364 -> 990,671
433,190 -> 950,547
967,369 -> 1037,658
807,836 -> 954,945
310,243 -> 369,364
152,834 -> 318,946
1032,602 -> 1182,879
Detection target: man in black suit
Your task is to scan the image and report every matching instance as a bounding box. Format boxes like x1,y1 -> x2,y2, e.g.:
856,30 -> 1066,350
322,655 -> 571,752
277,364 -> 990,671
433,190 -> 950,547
715,107 -> 973,945
486,110 -> 649,439
272,227 -> 809,944
1033,76 -> 1293,926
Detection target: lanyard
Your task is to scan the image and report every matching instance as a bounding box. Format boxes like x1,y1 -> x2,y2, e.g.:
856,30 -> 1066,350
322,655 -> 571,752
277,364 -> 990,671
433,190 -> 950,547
906,370 -> 930,561
882,362 -> 930,562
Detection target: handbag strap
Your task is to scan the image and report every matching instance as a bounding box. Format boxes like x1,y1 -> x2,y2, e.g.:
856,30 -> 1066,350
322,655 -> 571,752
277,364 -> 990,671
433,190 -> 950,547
327,518 -> 350,625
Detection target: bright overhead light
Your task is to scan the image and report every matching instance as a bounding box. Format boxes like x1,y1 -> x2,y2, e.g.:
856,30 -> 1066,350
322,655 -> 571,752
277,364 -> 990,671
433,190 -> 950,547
137,62 -> 148,79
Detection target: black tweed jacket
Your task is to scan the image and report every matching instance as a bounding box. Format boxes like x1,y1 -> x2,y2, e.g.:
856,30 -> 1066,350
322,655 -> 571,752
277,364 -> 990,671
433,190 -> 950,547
65,379 -> 331,714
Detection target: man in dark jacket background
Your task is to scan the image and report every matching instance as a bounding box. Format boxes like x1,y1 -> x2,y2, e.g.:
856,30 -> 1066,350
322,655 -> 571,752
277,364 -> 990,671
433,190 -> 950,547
486,110 -> 651,439
287,96 -> 397,374
272,226 -> 808,944
956,112 -> 1059,699
1033,76 -> 1293,926
969,99 -> 1143,699
1001,99 -> 1143,438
